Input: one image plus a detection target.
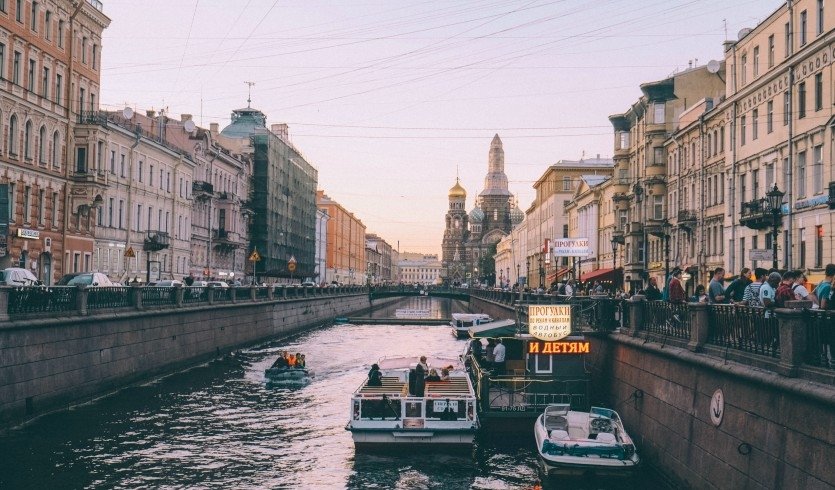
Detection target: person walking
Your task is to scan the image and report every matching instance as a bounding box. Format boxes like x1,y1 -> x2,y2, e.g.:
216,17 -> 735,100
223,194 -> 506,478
708,267 -> 727,304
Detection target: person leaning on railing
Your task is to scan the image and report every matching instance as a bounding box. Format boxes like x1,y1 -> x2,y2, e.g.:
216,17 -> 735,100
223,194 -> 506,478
667,268 -> 687,304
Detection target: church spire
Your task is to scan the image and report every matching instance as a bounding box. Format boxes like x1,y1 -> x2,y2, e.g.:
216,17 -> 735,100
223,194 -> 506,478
480,133 -> 511,197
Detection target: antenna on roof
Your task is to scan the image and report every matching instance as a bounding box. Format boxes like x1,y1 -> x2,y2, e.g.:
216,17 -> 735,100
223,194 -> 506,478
245,81 -> 255,108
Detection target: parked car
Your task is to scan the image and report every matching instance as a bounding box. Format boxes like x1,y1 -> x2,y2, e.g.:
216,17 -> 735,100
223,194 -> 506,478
56,272 -> 116,287
0,267 -> 40,286
301,278 -> 316,287
146,280 -> 183,288
206,281 -> 229,288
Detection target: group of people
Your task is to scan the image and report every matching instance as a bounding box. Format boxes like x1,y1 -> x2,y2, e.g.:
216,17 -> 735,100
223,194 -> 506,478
466,338 -> 507,374
271,351 -> 307,369
367,356 -> 456,394
643,264 -> 835,310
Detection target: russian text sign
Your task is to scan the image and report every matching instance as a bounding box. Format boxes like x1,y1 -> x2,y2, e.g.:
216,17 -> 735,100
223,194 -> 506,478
528,305 -> 572,341
552,238 -> 591,257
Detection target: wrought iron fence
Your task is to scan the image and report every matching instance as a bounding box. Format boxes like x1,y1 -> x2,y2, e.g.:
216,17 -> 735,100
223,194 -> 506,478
212,287 -> 232,302
803,309 -> 834,369
707,305 -> 780,357
644,301 -> 690,339
183,287 -> 207,304
87,287 -> 132,310
8,286 -> 77,315
256,287 -> 271,300
235,287 -> 251,301
141,287 -> 177,307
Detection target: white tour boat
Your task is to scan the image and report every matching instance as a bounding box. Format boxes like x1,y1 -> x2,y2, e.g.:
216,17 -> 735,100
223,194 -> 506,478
346,356 -> 479,449
534,404 -> 640,477
450,313 -> 493,339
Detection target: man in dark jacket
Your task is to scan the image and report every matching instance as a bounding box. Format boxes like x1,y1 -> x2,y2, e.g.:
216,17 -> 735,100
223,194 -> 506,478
724,268 -> 751,303
644,277 -> 662,301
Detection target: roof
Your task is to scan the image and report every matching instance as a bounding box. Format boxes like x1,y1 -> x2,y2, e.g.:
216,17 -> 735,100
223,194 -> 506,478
449,179 -> 467,198
581,175 -> 609,187
468,318 -> 517,338
220,107 -> 268,138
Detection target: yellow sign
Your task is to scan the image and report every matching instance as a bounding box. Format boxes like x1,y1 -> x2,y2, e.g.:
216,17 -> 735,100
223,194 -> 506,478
288,255 -> 297,272
124,247 -> 136,258
528,305 -> 572,341
249,250 -> 261,262
528,341 -> 590,355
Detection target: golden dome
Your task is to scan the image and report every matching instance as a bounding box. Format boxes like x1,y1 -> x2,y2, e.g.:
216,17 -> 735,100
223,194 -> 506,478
448,179 -> 467,198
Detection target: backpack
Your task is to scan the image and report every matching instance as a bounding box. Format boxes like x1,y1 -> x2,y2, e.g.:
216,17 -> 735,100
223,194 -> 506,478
558,284 -> 567,295
774,283 -> 795,308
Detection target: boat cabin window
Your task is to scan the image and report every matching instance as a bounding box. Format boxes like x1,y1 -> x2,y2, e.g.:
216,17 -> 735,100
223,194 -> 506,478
426,399 -> 464,420
360,398 -> 402,420
534,354 -> 552,374
405,401 -> 422,418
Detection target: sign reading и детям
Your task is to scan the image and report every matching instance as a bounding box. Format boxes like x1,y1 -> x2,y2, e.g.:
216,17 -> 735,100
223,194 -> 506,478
528,305 -> 572,341
527,341 -> 590,354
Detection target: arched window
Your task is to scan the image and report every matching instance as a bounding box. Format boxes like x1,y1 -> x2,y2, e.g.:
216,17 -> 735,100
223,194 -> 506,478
713,130 -> 718,155
38,126 -> 46,164
51,131 -> 60,167
24,120 -> 32,159
8,115 -> 18,155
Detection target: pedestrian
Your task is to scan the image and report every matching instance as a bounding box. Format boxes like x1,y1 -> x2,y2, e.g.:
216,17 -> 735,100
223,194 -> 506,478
725,268 -> 752,303
564,279 -> 575,297
774,270 -> 797,308
760,271 -> 781,314
741,268 -> 768,307
791,271 -> 819,307
644,277 -> 662,301
708,267 -> 727,304
814,264 -> 835,310
184,274 -> 195,287
690,284 -> 708,303
667,268 -> 687,304
492,338 -> 506,374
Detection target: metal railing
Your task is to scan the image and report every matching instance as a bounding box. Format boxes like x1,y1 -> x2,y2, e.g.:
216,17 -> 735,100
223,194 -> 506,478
644,301 -> 690,339
235,287 -> 251,301
803,309 -> 834,369
183,287 -> 207,304
707,305 -> 780,357
141,287 -> 177,307
87,286 -> 132,310
8,286 -> 77,315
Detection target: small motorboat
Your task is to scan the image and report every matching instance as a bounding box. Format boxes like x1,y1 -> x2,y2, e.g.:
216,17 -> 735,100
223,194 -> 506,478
450,313 -> 493,339
534,404 -> 639,477
265,354 -> 313,385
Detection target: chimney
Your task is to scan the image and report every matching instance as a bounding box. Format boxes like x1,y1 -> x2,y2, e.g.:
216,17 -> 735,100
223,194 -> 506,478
180,114 -> 192,122
688,60 -> 693,68
146,110 -> 156,118
210,122 -> 219,135
723,40 -> 736,53
271,123 -> 289,140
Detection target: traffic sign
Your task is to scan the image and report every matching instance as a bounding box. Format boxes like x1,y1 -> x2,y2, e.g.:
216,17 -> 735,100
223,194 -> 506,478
124,246 -> 136,258
288,255 -> 297,272
249,249 -> 261,262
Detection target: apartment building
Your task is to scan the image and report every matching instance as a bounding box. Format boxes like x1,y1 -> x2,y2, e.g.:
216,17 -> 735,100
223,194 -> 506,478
317,190 -> 366,285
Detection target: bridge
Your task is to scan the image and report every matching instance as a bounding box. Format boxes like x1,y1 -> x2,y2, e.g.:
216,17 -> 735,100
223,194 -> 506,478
367,285 -> 470,301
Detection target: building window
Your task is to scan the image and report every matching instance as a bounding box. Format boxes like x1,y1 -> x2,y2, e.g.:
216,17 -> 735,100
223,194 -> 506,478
136,204 -> 142,232
618,131 -> 629,149
752,169 -> 759,198
27,58 -> 34,91
110,150 -> 115,173
768,34 -> 775,67
815,225 -> 823,268
81,37 -> 87,64
766,162 -> 774,189
818,0 -> 825,35
38,189 -> 44,224
753,46 -> 759,77
138,161 -> 143,182
798,82 -> 806,118
653,147 -> 664,166
799,228 -> 806,268
78,87 -> 85,114
13,51 -> 20,84
653,102 -> 664,124
150,164 -> 154,186
0,43 -> 4,79
766,101 -> 773,133
815,72 -> 823,111
15,0 -> 21,21
740,54 -> 747,85
783,91 -> 790,125
44,10 -> 51,40
800,10 -> 808,45
38,126 -> 45,163
797,150 -> 806,197
653,195 -> 663,220
58,20 -> 63,48
55,73 -> 61,105
41,66 -> 49,98
752,109 -> 758,140
51,192 -> 57,227
108,198 -> 113,227
785,22 -> 791,57
29,1 -> 36,30
120,154 -> 125,177
23,186 -> 30,223
813,145 -> 823,194
23,120 -> 32,159
118,200 -> 124,229
8,183 -> 14,222
739,115 -> 746,145
92,45 -> 97,70
562,176 -> 570,191
51,131 -> 59,167
8,115 -> 17,155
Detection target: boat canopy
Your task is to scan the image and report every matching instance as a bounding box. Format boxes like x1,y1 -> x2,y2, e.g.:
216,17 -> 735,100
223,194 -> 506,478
468,318 -> 516,338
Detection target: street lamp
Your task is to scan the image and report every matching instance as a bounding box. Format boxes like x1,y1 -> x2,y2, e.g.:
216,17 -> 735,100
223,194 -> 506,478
610,238 -> 619,290
766,183 -> 785,270
526,257 -> 530,287
661,219 -> 672,291
538,255 -> 544,288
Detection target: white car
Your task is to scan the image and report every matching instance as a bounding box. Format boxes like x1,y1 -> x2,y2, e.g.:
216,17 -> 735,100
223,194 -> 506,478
56,272 -> 116,287
206,281 -> 229,288
0,267 -> 40,286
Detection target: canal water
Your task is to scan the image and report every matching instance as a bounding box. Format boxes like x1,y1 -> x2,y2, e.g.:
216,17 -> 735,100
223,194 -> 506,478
0,298 -> 662,489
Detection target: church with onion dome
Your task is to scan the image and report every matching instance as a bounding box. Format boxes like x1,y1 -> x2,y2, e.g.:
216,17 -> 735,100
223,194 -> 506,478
441,134 -> 524,285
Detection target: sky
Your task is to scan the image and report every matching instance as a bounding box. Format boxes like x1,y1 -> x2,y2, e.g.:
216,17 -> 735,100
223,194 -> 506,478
100,0 -> 780,256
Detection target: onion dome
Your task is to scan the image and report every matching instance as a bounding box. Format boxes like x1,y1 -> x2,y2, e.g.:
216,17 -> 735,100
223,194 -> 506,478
510,203 -> 524,225
469,205 -> 485,222
448,178 -> 467,198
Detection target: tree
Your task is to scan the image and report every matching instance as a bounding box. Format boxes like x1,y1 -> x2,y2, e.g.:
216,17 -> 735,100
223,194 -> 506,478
478,242 -> 498,285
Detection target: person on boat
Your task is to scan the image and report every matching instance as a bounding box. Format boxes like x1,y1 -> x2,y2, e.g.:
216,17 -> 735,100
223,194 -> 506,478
485,339 -> 496,367
440,368 -> 450,381
367,364 -> 382,386
418,355 -> 429,372
287,353 -> 297,367
493,338 -> 507,374
272,353 -> 289,369
413,358 -> 427,396
295,354 -> 305,368
425,369 -> 441,382
470,338 -> 483,361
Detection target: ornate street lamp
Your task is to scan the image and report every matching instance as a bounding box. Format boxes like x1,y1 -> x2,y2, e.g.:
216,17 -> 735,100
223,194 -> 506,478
661,219 -> 672,290
765,183 -> 785,270
610,237 -> 619,290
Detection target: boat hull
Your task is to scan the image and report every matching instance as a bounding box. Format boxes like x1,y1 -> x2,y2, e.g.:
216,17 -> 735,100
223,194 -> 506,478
451,327 -> 469,339
265,367 -> 313,384
348,426 -> 477,449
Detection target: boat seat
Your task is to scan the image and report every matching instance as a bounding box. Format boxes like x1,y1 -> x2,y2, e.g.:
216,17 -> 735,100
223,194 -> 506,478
544,415 -> 568,431
568,426 -> 586,440
549,429 -> 569,441
596,432 -> 617,444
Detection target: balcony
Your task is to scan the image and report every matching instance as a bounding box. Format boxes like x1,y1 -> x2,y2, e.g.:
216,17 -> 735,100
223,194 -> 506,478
217,191 -> 235,201
829,182 -> 835,209
192,181 -> 214,200
611,229 -> 625,245
678,209 -> 697,230
739,198 -> 774,230
212,228 -> 242,252
143,231 -> 171,252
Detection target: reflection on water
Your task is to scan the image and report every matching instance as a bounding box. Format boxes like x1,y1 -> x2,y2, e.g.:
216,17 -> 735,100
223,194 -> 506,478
0,303 -> 663,489
368,296 -> 470,319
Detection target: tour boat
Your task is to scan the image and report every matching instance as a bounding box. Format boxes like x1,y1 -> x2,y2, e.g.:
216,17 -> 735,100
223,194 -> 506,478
534,404 -> 640,477
450,313 -> 493,339
265,359 -> 314,385
346,356 -> 479,449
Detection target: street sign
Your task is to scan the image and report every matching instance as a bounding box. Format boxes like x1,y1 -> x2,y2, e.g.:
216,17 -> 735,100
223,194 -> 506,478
249,249 -> 261,262
124,246 -> 135,258
750,249 -> 774,261
552,238 -> 592,257
288,255 -> 297,272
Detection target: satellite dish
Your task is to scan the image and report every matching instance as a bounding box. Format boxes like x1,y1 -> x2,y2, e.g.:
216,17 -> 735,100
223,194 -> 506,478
184,120 -> 196,133
706,60 -> 721,74
738,28 -> 752,40
122,107 -> 134,119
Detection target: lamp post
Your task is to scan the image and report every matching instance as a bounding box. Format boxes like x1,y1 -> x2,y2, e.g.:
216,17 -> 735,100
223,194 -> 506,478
766,183 -> 785,270
538,255 -> 544,289
610,238 -> 618,290
526,257 -> 530,288
661,219 -> 672,291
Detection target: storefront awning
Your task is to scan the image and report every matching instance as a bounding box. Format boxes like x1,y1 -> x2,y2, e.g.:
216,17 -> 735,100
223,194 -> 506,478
580,268 -> 615,282
468,319 -> 517,338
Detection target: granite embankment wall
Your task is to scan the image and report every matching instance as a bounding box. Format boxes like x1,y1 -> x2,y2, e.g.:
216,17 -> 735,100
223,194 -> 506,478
472,296 -> 834,489
0,294 -> 400,430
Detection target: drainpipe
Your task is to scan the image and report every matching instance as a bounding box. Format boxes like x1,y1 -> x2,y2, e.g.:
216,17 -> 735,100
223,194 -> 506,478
730,42 -> 738,274
171,154 -> 184,279
698,113 -> 707,281
785,0 -> 795,270
120,131 -> 141,283
205,146 -> 218,279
